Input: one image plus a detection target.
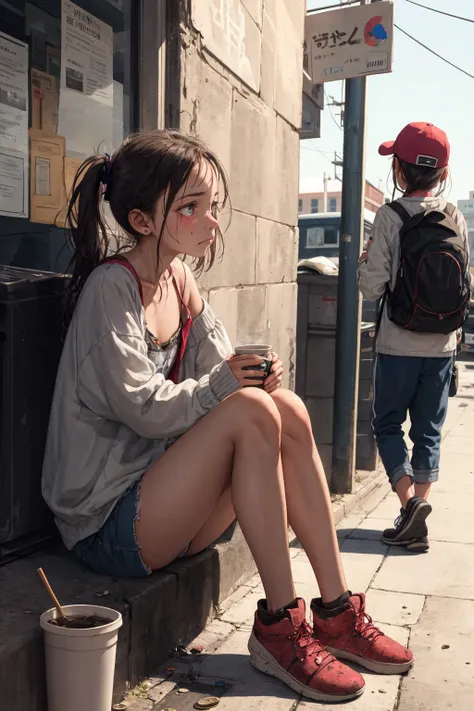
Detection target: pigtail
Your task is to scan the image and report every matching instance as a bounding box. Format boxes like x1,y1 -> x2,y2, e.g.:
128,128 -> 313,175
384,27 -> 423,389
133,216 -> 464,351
64,156 -> 111,324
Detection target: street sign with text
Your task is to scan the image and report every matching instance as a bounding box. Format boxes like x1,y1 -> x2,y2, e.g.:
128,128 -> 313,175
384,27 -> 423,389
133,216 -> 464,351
305,1 -> 394,84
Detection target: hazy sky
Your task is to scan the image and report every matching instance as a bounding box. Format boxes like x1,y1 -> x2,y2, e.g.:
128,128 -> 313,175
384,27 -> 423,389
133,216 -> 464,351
301,0 -> 473,202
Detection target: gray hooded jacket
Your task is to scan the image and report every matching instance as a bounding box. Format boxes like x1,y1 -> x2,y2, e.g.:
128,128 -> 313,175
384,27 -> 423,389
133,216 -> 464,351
42,263 -> 240,549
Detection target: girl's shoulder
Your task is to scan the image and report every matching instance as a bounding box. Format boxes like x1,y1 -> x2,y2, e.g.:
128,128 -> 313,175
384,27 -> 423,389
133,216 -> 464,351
71,261 -> 145,349
93,260 -> 141,295
77,261 -> 143,318
372,202 -> 402,231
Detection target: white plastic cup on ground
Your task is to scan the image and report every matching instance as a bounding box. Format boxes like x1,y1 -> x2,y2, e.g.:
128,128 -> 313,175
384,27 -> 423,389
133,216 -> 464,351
40,604 -> 122,711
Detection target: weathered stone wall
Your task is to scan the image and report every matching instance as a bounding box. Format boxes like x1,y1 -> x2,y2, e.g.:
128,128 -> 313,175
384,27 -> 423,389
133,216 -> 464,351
176,0 -> 304,387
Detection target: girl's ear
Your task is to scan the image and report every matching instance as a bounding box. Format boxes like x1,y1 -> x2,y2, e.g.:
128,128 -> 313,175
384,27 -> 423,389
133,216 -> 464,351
129,208 -> 153,236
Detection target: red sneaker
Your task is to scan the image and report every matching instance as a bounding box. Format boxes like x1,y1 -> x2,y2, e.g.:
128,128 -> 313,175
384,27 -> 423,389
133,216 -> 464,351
311,593 -> 414,675
248,598 -> 365,702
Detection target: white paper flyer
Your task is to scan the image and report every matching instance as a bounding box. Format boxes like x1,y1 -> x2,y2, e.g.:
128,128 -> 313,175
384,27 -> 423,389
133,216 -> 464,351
58,0 -> 114,157
0,31 -> 28,218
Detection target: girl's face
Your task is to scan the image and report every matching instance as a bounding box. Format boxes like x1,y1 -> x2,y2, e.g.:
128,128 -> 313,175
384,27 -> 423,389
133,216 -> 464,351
153,160 -> 220,259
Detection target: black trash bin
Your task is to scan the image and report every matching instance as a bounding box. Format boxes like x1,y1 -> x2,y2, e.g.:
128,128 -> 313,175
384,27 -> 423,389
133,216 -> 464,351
0,266 -> 68,564
295,270 -> 379,487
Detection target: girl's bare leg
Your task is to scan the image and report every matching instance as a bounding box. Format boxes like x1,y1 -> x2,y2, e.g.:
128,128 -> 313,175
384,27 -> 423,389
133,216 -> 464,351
135,388 -> 296,611
186,482 -> 236,556
414,482 -> 431,500
270,389 -> 348,603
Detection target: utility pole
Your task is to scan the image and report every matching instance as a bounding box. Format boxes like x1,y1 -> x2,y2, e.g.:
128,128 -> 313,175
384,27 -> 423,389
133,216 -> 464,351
331,0 -> 373,493
332,152 -> 343,182
327,96 -> 345,127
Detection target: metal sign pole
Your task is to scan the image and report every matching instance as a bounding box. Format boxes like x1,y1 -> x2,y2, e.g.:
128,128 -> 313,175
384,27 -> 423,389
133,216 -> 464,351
331,0 -> 375,494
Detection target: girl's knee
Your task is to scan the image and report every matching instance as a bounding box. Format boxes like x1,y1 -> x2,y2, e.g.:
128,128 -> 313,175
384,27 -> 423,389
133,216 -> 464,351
272,389 -> 312,437
229,387 -> 282,435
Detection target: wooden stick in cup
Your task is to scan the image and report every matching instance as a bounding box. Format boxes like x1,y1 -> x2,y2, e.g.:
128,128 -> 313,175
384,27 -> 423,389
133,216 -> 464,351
37,567 -> 68,620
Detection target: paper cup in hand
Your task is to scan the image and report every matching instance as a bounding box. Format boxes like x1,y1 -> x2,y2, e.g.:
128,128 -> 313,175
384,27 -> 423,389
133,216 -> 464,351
234,344 -> 273,387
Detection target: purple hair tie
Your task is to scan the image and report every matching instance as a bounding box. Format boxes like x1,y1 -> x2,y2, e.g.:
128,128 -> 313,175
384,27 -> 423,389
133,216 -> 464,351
102,153 -> 112,201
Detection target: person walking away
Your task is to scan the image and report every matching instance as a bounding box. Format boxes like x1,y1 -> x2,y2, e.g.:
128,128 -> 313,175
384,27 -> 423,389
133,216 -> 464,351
358,122 -> 470,552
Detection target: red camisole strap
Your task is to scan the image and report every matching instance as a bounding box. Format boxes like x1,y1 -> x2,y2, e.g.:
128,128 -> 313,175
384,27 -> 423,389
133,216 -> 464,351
102,256 -> 192,384
168,262 -> 193,384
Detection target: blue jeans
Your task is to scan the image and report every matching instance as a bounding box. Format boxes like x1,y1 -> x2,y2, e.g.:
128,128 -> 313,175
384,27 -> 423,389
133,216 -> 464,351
372,354 -> 453,490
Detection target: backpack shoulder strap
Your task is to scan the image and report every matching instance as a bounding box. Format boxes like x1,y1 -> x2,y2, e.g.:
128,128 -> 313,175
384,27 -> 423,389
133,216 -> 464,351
386,201 -> 411,224
373,288 -> 388,351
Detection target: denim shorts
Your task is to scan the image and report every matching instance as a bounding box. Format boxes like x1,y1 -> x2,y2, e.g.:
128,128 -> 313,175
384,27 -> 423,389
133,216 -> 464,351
74,479 -> 152,578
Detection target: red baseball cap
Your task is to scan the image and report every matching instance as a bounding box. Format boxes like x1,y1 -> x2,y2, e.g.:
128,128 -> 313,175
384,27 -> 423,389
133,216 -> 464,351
379,122 -> 450,169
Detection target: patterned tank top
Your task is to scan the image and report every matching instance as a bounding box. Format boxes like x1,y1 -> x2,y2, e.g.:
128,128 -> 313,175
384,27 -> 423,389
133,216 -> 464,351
145,322 -> 182,380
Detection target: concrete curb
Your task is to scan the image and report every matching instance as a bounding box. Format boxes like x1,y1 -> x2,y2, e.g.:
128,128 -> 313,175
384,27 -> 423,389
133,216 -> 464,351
331,468 -> 389,526
0,468 -> 388,711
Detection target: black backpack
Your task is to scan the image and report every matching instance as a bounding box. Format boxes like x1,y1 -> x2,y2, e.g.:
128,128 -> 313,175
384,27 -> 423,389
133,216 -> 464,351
382,201 -> 471,335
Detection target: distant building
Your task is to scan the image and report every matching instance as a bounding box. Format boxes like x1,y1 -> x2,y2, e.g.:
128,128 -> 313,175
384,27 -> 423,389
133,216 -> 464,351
299,176 -> 385,215
458,191 -> 474,265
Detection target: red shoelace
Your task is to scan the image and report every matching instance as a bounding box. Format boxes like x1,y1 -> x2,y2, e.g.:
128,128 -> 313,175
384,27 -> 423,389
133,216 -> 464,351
293,621 -> 333,665
352,596 -> 384,642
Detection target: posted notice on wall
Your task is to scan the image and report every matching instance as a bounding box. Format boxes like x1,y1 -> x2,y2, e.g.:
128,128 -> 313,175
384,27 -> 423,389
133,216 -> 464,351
58,0 -> 114,157
0,31 -> 28,218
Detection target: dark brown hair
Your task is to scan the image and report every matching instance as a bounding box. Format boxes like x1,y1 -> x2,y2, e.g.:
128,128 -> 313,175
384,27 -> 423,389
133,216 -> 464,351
65,129 -> 230,320
392,155 -> 447,199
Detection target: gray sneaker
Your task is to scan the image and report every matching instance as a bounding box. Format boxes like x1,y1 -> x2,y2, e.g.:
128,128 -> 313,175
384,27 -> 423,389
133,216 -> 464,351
406,535 -> 430,553
382,496 -> 432,549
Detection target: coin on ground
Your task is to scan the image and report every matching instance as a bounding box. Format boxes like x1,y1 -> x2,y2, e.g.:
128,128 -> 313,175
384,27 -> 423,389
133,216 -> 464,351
194,697 -> 220,709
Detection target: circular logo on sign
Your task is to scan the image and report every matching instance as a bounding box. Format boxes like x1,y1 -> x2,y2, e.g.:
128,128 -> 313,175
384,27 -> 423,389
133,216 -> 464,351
364,16 -> 388,47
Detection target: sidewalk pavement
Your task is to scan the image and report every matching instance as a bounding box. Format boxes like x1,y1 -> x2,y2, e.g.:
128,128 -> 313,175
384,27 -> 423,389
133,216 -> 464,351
122,362 -> 474,711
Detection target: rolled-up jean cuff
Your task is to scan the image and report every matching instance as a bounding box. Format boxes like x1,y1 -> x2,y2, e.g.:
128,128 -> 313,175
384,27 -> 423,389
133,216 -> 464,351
412,468 -> 439,484
389,464 -> 414,491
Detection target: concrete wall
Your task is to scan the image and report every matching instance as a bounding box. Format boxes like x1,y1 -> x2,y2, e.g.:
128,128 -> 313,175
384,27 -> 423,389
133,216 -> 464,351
173,0 -> 305,387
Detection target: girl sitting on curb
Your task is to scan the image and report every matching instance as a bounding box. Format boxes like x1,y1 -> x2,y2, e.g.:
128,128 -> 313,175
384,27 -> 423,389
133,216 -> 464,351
43,130 -> 413,703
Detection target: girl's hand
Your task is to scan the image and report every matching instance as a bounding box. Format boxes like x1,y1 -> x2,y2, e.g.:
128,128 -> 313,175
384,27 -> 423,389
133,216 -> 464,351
359,238 -> 372,265
264,353 -> 283,394
227,354 -> 266,388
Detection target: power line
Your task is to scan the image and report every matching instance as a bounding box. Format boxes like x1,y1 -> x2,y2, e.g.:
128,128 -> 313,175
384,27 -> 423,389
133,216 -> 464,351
325,90 -> 344,131
301,145 -> 335,163
395,24 -> 474,80
302,147 -> 334,155
404,0 -> 474,24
